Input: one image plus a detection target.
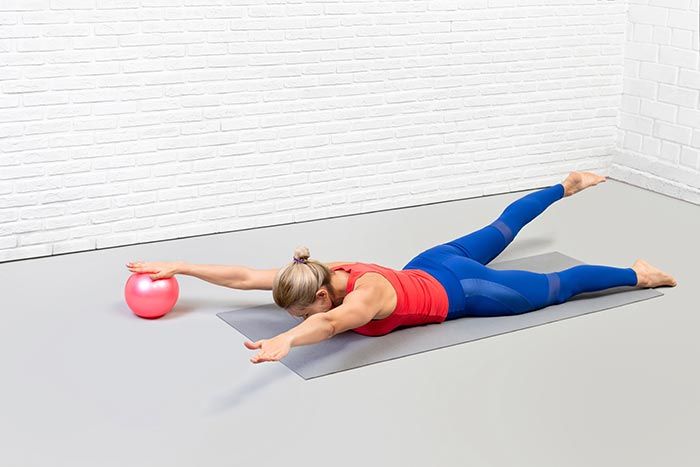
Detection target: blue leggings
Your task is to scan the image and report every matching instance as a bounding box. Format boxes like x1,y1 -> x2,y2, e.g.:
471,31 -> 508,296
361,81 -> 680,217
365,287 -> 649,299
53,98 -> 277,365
402,183 -> 639,320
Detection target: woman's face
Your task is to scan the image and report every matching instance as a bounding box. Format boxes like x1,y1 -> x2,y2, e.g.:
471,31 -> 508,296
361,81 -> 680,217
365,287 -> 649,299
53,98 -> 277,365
288,287 -> 336,321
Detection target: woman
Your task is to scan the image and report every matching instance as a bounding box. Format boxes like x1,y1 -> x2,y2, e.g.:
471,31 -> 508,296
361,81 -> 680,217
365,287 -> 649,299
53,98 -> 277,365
126,171 -> 677,364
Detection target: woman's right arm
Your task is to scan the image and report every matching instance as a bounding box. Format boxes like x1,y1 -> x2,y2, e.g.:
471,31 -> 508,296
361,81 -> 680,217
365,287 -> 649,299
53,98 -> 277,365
128,259 -> 350,290
126,261 -> 278,290
180,263 -> 259,289
187,264 -> 281,290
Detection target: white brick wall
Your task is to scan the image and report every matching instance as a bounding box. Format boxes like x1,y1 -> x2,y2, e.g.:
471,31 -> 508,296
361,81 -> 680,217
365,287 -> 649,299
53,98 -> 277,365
1,1 -> 630,263
611,0 -> 700,204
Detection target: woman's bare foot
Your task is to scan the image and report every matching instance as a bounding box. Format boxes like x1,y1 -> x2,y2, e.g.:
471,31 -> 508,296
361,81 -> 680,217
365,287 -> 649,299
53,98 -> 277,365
562,171 -> 607,197
632,259 -> 678,288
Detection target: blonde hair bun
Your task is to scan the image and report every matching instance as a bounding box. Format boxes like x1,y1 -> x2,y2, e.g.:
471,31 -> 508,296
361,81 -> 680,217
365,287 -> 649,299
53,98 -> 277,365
293,246 -> 311,263
273,245 -> 332,309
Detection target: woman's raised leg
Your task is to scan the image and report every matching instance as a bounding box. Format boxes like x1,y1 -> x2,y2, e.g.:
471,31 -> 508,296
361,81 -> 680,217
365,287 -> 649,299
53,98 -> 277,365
443,183 -> 566,265
403,171 -> 607,270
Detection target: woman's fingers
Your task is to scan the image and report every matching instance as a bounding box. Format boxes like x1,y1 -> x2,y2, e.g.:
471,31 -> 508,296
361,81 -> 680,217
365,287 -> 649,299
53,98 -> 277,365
129,267 -> 157,274
126,261 -> 160,274
251,350 -> 282,363
126,261 -> 175,279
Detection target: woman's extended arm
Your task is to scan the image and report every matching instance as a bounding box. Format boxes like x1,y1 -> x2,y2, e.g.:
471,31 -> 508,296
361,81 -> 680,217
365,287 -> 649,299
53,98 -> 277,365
129,260 -> 352,291
245,287 -> 382,363
184,261 -> 354,290
179,263 -> 261,289
126,260 -> 274,290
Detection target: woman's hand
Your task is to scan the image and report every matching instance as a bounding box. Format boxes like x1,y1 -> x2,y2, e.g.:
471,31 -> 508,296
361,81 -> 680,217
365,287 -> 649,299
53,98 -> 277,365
126,260 -> 183,280
244,335 -> 293,364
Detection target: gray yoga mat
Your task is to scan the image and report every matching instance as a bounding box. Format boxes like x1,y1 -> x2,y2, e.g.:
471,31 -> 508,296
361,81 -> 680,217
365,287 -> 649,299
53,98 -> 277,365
217,251 -> 663,380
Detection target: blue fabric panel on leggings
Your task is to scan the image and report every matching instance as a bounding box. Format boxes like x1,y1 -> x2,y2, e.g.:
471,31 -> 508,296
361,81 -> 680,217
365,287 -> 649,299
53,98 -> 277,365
460,278 -> 533,314
490,219 -> 514,243
546,272 -> 561,305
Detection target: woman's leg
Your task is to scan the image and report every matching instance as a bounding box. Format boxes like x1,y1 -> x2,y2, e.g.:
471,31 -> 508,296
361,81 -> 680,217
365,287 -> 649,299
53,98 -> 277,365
444,183 -> 565,265
444,256 -> 639,320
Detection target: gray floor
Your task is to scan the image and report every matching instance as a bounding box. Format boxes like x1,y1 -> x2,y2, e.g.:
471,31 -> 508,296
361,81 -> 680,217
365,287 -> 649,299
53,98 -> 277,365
1,179 -> 698,467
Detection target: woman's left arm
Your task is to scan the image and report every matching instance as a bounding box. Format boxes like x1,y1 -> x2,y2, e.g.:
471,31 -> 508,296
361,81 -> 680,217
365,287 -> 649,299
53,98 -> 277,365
244,314 -> 332,364
244,289 -> 381,364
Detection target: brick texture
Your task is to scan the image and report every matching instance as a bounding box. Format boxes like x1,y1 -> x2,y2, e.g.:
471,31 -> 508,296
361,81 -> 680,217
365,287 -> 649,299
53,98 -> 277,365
611,0 -> 700,205
0,1 -> 646,262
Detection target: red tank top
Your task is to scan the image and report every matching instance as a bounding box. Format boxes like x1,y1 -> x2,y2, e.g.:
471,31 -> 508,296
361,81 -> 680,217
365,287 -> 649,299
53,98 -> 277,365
330,262 -> 449,336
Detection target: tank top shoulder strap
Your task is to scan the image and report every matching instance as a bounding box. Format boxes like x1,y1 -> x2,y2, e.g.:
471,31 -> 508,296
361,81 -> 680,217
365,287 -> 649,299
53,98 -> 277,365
329,262 -> 366,294
330,262 -> 355,273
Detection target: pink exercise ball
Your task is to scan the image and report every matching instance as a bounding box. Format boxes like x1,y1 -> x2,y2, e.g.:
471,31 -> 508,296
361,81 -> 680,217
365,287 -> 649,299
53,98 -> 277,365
124,273 -> 179,319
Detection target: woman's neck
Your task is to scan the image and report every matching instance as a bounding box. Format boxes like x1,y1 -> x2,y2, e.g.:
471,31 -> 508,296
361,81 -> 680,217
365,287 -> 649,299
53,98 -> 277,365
329,270 -> 349,306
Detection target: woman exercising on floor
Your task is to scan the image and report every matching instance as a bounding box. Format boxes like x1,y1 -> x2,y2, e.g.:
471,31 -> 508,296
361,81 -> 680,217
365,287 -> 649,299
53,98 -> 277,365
126,171 -> 677,364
